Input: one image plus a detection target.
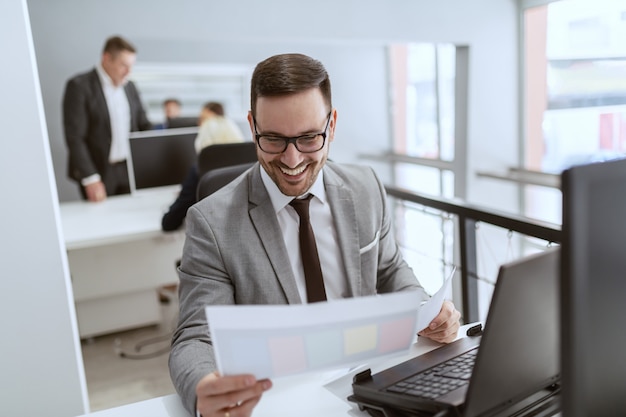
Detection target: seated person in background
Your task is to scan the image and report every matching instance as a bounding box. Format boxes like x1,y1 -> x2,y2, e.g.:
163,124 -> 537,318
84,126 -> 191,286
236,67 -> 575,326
194,101 -> 244,153
168,53 -> 461,417
164,98 -> 182,119
161,101 -> 244,231
154,98 -> 182,129
160,166 -> 199,232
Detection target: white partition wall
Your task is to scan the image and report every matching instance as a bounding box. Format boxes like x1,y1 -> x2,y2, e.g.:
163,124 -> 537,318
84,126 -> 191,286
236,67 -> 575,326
0,0 -> 88,415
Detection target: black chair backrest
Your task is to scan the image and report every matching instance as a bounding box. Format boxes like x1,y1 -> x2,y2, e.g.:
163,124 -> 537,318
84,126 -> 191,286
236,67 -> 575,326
196,162 -> 255,201
197,142 -> 257,178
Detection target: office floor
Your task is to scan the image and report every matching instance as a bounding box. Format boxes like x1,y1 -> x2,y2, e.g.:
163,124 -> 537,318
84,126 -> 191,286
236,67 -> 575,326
81,292 -> 178,411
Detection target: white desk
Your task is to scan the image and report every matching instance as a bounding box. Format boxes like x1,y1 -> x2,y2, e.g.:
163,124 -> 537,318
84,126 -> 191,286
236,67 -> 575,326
61,187 -> 185,339
75,325 -> 477,417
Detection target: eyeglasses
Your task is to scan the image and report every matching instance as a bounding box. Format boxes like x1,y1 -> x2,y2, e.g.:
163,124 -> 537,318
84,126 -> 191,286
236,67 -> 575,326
253,111 -> 332,154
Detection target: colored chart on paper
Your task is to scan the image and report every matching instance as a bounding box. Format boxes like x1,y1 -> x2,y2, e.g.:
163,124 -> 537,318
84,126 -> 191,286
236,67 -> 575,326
205,291 -> 424,379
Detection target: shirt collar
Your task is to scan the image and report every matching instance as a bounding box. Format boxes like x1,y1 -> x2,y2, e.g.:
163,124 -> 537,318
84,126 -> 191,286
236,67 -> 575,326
96,63 -> 127,89
260,164 -> 327,214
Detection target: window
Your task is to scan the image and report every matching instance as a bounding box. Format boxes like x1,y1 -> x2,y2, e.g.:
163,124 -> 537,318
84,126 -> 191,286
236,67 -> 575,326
524,0 -> 626,223
387,43 -> 468,306
388,43 -> 461,199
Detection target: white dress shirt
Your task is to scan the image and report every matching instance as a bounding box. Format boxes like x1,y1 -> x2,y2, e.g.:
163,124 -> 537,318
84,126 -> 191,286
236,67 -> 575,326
260,165 -> 348,302
96,63 -> 131,163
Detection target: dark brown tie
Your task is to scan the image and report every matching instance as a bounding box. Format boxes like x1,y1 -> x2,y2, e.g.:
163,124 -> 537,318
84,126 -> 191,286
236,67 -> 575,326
289,195 -> 327,303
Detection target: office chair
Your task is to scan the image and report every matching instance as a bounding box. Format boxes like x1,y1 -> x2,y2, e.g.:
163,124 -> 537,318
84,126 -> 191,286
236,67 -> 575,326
114,287 -> 179,360
197,141 -> 257,178
197,162 -> 255,201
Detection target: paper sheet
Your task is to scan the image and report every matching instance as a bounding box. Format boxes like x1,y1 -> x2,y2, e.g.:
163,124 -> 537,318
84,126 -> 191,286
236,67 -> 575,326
416,266 -> 456,332
205,271 -> 455,380
205,292 -> 418,379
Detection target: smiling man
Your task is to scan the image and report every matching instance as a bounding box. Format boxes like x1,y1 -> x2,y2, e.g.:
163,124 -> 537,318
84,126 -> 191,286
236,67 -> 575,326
169,53 -> 461,417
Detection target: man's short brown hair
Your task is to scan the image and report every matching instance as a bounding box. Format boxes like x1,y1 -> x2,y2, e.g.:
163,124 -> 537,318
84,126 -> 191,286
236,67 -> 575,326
250,53 -> 332,117
102,36 -> 136,57
203,101 -> 225,116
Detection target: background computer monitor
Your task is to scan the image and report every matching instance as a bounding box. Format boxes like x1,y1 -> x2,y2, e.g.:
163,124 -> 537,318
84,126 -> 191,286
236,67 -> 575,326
166,116 -> 199,129
561,158 -> 626,416
129,128 -> 198,191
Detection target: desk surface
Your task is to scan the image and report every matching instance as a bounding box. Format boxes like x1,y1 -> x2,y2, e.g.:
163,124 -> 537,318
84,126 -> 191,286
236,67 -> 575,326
60,187 -> 182,250
77,325 -> 477,417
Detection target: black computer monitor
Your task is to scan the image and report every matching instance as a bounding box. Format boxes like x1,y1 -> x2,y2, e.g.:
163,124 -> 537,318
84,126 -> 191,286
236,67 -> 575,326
561,158 -> 626,416
129,128 -> 198,191
166,116 -> 199,129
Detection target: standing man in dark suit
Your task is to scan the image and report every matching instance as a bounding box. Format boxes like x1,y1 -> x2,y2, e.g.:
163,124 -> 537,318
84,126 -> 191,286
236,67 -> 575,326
62,35 -> 152,202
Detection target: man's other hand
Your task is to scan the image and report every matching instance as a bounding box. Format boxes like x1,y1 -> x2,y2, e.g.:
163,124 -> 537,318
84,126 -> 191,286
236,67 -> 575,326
418,300 -> 461,344
85,181 -> 107,202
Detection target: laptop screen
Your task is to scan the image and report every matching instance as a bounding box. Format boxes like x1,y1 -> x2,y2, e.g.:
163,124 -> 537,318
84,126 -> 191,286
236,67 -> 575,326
350,249 -> 560,417
463,248 -> 560,416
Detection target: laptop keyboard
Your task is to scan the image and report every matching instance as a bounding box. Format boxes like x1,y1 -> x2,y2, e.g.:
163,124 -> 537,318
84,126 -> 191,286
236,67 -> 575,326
386,348 -> 478,400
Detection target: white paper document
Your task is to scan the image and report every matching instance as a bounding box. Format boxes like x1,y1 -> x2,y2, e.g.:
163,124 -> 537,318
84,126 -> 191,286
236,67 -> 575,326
416,266 -> 456,332
205,273 -> 454,380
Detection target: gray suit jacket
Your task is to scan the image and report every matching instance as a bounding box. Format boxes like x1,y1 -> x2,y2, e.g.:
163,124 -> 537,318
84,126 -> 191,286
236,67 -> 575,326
169,161 -> 428,415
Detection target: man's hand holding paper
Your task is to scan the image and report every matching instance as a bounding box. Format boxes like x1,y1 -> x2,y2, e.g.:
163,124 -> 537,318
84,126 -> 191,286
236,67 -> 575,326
416,268 -> 461,343
418,300 -> 461,344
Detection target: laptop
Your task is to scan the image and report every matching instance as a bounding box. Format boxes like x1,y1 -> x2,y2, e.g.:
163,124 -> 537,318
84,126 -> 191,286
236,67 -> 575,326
350,248 -> 561,417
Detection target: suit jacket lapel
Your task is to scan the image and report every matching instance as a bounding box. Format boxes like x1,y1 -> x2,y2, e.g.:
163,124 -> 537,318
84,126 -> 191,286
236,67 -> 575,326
247,167 -> 303,304
124,82 -> 140,131
324,165 -> 362,297
90,69 -> 112,137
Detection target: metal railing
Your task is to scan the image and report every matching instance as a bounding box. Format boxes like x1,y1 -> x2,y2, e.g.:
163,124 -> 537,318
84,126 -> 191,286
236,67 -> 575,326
385,185 -> 562,323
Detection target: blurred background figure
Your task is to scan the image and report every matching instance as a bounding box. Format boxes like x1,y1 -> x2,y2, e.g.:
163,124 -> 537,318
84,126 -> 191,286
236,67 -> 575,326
62,35 -> 152,202
154,98 -> 182,129
161,101 -> 245,232
194,101 -> 244,153
164,98 -> 182,119
159,101 -> 246,303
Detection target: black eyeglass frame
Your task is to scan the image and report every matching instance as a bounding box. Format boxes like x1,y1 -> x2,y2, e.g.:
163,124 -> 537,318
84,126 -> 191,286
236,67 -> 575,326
252,111 -> 332,154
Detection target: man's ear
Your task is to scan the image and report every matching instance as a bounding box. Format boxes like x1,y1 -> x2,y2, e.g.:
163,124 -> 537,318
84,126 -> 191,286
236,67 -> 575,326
329,108 -> 338,142
246,111 -> 255,141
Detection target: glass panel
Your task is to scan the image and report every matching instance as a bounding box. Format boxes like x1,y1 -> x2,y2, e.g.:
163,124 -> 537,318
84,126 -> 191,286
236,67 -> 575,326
388,193 -> 555,322
437,44 -> 457,162
387,42 -> 462,315
406,44 -> 439,158
542,107 -> 626,173
442,169 -> 455,199
473,223 -> 552,320
391,198 -> 454,296
524,0 -> 626,222
526,1 -> 626,171
524,185 -> 562,224
394,163 -> 441,194
389,43 -> 456,161
547,59 -> 626,109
